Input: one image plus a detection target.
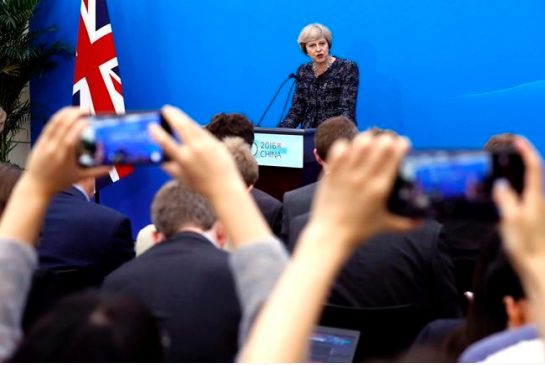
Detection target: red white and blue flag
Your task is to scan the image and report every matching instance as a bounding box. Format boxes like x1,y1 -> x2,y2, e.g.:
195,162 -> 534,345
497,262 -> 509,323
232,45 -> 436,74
72,0 -> 133,186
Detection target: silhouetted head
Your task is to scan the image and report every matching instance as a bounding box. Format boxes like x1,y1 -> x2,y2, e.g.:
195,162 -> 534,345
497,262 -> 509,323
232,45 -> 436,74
11,290 -> 165,362
0,162 -> 23,217
206,113 -> 254,146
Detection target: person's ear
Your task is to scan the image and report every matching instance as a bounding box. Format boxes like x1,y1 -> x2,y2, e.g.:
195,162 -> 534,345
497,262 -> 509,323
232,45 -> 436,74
151,230 -> 165,244
313,148 -> 324,165
503,296 -> 528,329
212,221 -> 228,249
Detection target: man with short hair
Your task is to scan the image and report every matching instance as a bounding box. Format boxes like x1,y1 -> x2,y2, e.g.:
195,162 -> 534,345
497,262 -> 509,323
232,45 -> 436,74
283,117 -> 461,339
223,137 -> 259,188
102,181 -> 241,362
281,115 -> 358,242
206,113 -> 283,235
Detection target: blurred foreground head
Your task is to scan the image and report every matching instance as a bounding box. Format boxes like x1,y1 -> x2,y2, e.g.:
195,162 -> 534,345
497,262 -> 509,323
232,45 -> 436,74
10,291 -> 165,362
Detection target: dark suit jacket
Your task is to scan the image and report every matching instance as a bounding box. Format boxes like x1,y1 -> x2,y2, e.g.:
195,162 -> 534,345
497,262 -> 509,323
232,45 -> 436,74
251,188 -> 283,236
280,182 -> 317,243
102,231 -> 241,362
38,186 -> 134,278
290,213 -> 461,322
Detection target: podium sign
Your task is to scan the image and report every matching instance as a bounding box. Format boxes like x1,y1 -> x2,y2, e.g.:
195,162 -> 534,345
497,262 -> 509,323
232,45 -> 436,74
253,132 -> 304,168
252,127 -> 320,200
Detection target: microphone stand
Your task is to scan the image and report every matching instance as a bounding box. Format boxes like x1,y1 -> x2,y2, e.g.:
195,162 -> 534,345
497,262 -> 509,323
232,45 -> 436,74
278,80 -> 296,126
256,73 -> 296,127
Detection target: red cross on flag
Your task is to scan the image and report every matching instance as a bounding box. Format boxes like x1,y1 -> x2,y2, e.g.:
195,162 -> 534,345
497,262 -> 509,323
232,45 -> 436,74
72,0 -> 133,186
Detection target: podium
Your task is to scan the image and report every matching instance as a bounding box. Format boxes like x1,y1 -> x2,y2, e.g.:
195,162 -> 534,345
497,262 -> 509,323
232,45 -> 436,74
252,127 -> 320,200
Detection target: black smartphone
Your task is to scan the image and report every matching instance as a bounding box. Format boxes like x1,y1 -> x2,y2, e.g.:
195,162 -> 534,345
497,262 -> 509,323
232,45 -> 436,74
387,149 -> 524,221
77,111 -> 172,167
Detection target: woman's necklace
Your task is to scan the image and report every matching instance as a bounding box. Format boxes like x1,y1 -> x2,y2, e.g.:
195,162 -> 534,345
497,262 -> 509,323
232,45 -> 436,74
313,56 -> 335,77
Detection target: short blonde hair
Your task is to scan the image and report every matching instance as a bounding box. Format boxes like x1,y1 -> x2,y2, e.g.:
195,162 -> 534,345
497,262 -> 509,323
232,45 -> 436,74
223,137 -> 259,187
297,23 -> 333,55
151,180 -> 216,238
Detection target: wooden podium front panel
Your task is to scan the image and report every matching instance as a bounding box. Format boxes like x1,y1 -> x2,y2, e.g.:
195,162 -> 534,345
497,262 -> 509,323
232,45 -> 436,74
254,161 -> 320,201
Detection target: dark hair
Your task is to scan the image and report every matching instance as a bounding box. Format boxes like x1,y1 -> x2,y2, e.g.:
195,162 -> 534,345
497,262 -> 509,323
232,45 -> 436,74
314,116 -> 358,160
484,133 -> 516,152
441,229 -> 524,360
206,113 -> 255,146
0,163 -> 23,217
10,291 -> 165,362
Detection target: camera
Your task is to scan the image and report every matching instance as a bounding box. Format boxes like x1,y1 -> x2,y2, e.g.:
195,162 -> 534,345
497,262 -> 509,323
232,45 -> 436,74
77,111 -> 172,167
387,149 -> 524,220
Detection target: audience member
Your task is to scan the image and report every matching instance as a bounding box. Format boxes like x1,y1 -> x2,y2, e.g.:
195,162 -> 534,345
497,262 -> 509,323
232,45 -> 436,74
23,175 -> 135,331
37,176 -> 134,275
412,229 -> 528,360
0,108 -> 162,361
205,112 -> 283,235
0,163 -> 23,217
10,291 -> 164,362
102,180 -> 241,362
281,115 -> 358,243
489,136 -> 545,362
206,112 -> 255,146
289,212 -> 461,322
3,104 -> 545,364
441,132 -> 517,310
135,224 -> 157,256
223,136 -> 259,188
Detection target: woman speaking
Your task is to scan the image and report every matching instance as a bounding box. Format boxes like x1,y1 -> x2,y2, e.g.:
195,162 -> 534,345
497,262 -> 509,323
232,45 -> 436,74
279,23 -> 359,129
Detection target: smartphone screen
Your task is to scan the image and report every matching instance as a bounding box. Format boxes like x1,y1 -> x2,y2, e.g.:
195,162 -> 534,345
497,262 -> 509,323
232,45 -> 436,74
77,111 -> 170,167
388,150 -> 524,220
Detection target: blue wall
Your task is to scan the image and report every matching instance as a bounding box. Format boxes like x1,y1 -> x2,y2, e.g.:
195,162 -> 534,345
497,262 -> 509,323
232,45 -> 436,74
31,0 -> 545,233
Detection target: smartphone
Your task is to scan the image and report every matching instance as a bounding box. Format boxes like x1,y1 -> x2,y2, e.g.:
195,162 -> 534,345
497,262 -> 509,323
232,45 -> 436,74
387,149 -> 524,220
77,111 -> 172,167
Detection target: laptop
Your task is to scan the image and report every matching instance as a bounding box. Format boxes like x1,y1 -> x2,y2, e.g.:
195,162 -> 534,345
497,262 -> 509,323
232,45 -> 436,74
309,325 -> 360,363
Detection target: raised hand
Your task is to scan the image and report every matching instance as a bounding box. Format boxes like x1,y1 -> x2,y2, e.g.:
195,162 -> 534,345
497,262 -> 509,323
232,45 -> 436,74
308,131 -> 420,249
150,106 -> 245,200
0,107 -> 110,245
150,105 -> 272,246
25,107 -> 110,197
493,137 -> 545,278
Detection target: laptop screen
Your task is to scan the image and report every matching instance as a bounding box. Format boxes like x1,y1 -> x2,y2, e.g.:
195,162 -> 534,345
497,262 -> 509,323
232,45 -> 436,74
309,325 -> 360,363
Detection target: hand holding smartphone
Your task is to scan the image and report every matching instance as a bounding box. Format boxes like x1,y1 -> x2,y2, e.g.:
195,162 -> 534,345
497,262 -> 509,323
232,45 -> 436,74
77,111 -> 172,167
388,149 -> 525,221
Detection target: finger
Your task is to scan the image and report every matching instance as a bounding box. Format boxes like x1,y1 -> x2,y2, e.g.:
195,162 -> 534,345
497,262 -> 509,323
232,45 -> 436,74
515,136 -> 544,202
363,134 -> 397,177
325,139 -> 351,173
64,118 -> 87,154
79,165 -> 112,179
493,178 -> 519,220
44,108 -> 87,147
346,131 -> 373,173
370,136 -> 410,195
161,161 -> 183,177
384,215 -> 422,232
149,123 -> 182,162
161,161 -> 188,183
161,106 -> 206,147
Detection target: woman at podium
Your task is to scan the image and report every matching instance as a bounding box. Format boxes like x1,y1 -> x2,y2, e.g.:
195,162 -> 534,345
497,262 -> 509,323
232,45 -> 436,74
279,23 -> 359,129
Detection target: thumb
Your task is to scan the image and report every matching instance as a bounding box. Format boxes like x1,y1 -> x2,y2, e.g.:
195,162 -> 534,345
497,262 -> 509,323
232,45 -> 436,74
493,178 -> 519,220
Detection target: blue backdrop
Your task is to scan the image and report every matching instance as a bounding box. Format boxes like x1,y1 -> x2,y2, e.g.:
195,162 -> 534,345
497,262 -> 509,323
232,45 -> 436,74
30,0 -> 545,234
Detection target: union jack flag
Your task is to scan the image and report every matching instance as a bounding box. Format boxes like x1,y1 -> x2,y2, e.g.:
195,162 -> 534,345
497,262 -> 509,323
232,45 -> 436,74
72,0 -> 133,186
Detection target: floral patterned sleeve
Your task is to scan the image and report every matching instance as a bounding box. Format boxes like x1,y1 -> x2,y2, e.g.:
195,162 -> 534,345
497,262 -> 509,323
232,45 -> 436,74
338,61 -> 359,121
279,67 -> 306,128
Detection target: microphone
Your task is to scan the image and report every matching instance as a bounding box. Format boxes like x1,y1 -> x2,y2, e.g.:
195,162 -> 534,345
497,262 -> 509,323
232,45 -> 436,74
256,72 -> 297,127
288,73 -> 299,81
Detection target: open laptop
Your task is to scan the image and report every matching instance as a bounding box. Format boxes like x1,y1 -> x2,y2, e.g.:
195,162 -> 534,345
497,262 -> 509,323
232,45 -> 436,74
309,325 -> 360,363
